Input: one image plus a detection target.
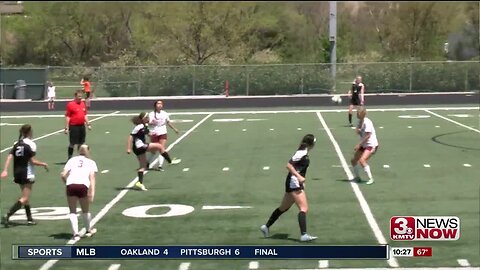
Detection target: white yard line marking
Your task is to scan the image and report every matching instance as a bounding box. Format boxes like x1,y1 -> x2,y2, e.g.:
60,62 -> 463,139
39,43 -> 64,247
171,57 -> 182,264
105,131 -> 110,134
423,164 -> 431,168
179,262 -> 191,270
1,111 -> 121,154
318,260 -> 329,268
214,129 -> 220,132
242,129 -> 247,132
101,170 -> 109,174
222,167 -> 230,171
463,164 -> 472,168
457,259 -> 471,267
3,106 -> 478,119
316,112 -> 399,268
407,126 -> 412,129
269,128 -> 275,131
379,126 -> 384,129
297,127 -> 302,130
108,264 -> 121,270
183,168 -> 190,172
425,110 -> 480,134
38,113 -> 213,270
383,165 -> 390,169
249,261 -> 259,270
435,126 -> 441,128
263,166 -> 270,170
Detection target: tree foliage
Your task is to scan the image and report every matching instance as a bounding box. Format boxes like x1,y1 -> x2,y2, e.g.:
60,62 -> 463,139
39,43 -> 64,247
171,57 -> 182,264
1,2 -> 478,66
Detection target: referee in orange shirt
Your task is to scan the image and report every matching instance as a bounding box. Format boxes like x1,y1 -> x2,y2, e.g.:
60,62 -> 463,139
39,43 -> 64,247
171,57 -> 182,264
64,90 -> 92,160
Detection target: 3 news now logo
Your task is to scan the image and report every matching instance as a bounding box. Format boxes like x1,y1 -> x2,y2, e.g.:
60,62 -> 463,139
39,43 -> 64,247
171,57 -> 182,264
390,216 -> 460,241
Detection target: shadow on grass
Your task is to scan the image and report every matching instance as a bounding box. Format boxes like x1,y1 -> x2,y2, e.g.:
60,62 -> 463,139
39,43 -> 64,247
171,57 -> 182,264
49,233 -> 72,240
260,233 -> 302,243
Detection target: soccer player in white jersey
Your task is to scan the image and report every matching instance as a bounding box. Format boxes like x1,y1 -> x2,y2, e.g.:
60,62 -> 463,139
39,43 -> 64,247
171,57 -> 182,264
147,100 -> 180,171
351,107 -> 379,185
61,144 -> 98,240
47,81 -> 56,110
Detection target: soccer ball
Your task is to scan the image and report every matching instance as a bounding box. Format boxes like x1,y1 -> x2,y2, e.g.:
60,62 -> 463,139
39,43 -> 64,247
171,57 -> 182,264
331,95 -> 342,104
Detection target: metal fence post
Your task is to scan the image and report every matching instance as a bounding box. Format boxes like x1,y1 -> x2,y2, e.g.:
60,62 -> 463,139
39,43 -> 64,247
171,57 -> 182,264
409,61 -> 413,92
137,67 -> 141,96
465,65 -> 468,91
192,65 -> 196,96
246,65 -> 249,96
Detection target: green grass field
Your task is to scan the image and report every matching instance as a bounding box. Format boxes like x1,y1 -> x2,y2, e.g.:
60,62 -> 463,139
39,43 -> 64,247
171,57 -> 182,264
1,105 -> 479,270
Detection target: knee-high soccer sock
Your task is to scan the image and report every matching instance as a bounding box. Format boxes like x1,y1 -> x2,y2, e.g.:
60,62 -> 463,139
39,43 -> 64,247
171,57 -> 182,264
137,171 -> 144,184
68,146 -> 74,160
82,213 -> 92,231
25,204 -> 33,221
266,208 -> 286,228
364,165 -> 373,180
158,153 -> 165,168
7,201 -> 22,218
298,211 -> 307,235
161,151 -> 172,164
69,213 -> 79,236
348,113 -> 352,124
353,165 -> 361,178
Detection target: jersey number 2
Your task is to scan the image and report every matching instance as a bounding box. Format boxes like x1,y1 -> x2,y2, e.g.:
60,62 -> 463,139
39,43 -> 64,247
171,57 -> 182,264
15,146 -> 24,157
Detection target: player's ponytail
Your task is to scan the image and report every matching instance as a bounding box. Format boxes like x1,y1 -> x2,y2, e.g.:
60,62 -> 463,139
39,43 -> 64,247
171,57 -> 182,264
131,112 -> 148,125
18,124 -> 32,141
298,134 -> 316,150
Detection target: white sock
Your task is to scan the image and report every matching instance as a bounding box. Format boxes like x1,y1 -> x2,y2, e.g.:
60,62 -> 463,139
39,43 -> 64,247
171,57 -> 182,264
82,213 -> 92,231
69,213 -> 79,235
158,153 -> 165,167
364,165 -> 373,180
353,165 -> 361,178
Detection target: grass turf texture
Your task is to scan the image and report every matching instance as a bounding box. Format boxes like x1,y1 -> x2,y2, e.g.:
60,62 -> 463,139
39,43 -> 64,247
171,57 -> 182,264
0,107 -> 478,270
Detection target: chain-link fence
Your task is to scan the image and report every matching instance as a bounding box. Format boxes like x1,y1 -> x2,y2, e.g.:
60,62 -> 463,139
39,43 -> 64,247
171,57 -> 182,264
45,61 -> 479,98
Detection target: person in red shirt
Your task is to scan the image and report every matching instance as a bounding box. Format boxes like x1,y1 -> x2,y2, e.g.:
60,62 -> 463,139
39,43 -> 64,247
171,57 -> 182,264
64,90 -> 92,160
81,76 -> 92,108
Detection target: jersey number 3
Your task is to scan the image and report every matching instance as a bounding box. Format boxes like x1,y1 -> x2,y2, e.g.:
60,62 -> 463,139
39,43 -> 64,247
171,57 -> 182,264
78,160 -> 84,168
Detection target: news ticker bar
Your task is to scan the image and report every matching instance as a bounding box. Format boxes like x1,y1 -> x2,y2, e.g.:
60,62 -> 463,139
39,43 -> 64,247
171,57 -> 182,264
14,245 -> 390,260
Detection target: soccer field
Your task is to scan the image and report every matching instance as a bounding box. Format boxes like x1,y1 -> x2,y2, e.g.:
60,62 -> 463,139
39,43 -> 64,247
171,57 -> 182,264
1,106 -> 479,270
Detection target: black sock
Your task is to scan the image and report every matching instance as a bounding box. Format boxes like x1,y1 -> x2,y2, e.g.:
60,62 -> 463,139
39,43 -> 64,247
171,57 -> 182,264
137,171 -> 144,184
348,113 -> 352,124
161,152 -> 172,164
266,208 -> 286,228
298,211 -> 307,235
68,146 -> 74,159
7,201 -> 23,218
25,204 -> 32,221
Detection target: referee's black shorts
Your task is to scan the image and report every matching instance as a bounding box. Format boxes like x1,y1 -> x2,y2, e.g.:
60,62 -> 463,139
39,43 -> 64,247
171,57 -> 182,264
69,125 -> 86,145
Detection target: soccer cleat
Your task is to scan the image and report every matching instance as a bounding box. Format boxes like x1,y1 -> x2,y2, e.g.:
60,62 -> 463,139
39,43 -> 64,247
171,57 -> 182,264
260,225 -> 269,238
171,158 -> 181,165
27,220 -> 37,226
72,234 -> 81,241
85,228 -> 97,238
135,181 -> 148,191
366,179 -> 375,185
352,177 -> 362,183
300,234 -> 318,242
1,215 -> 10,228
157,166 -> 165,172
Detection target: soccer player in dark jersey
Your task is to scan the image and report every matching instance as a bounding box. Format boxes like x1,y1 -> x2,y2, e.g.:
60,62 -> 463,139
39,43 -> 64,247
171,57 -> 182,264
1,124 -> 49,227
347,76 -> 365,126
260,134 -> 318,242
126,112 -> 180,191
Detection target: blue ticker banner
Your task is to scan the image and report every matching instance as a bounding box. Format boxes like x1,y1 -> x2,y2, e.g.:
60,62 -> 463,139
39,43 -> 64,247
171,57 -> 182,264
14,245 -> 389,260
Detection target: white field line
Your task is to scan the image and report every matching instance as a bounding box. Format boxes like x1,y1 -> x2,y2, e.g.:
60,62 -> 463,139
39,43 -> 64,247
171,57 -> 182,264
424,110 -> 480,134
107,264 -> 121,270
179,262 -> 191,270
38,113 -> 213,270
316,112 -> 399,268
249,261 -> 259,270
2,106 -> 479,119
458,259 -> 471,267
1,111 -> 121,154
